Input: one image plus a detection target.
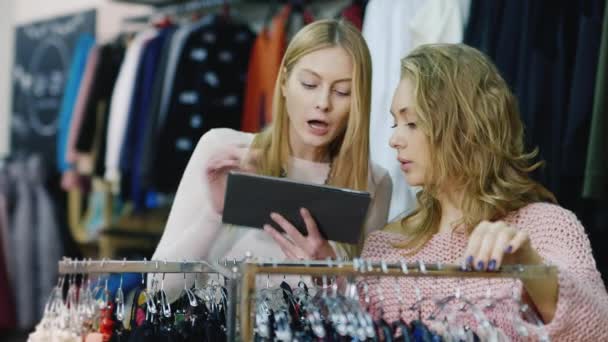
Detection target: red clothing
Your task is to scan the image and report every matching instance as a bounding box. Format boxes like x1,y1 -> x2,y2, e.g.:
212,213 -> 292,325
241,6 -> 291,132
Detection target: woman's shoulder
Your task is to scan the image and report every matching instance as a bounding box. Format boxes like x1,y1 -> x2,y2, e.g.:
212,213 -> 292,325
368,221 -> 407,243
198,128 -> 255,146
362,223 -> 408,256
192,128 -> 255,157
509,202 -> 576,220
506,202 -> 582,232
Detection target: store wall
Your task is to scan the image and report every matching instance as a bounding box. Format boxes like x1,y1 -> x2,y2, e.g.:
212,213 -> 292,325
0,0 -> 152,157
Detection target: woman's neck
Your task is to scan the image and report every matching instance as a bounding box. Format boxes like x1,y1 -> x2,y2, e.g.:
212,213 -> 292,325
288,128 -> 330,163
436,189 -> 464,234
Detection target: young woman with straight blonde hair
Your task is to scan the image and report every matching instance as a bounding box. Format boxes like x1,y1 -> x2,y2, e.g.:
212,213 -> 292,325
151,19 -> 392,301
362,43 -> 608,340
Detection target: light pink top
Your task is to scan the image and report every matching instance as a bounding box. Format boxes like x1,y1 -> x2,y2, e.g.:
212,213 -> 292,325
151,128 -> 393,301
361,202 -> 608,340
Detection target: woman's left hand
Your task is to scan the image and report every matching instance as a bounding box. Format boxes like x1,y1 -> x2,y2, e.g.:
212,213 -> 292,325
264,208 -> 337,260
463,220 -> 543,271
464,220 -> 559,323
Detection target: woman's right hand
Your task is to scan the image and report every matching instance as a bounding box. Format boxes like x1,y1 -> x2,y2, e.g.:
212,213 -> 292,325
205,144 -> 258,214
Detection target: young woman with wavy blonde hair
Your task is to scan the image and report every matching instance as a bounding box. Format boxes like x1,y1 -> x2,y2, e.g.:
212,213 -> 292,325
361,43 -> 608,340
151,19 -> 392,301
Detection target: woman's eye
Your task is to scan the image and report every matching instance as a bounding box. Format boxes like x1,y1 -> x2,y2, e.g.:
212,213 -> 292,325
334,90 -> 350,97
301,82 -> 316,89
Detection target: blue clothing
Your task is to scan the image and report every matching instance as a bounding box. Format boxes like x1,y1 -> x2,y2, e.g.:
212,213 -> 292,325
56,34 -> 95,172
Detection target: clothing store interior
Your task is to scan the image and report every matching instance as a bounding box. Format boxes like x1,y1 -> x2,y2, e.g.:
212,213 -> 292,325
1,0 -> 608,341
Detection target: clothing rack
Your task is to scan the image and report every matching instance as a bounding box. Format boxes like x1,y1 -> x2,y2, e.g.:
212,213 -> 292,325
239,259 -> 558,341
122,0 -> 239,23
56,258 -> 558,341
57,258 -> 240,341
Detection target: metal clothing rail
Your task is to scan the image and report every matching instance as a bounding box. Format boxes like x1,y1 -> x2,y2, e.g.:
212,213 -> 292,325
57,258 -> 240,341
122,0 -> 238,23
58,258 -> 238,278
239,259 -> 558,341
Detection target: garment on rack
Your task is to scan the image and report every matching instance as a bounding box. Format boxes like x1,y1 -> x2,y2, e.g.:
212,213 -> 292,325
57,34 -> 96,173
31,269 -> 232,342
0,168 -> 16,329
76,41 -> 126,179
583,1 -> 608,200
339,0 -> 366,31
241,5 -> 290,133
9,159 -> 36,329
138,25 -> 181,198
151,14 -> 254,194
409,0 -> 470,48
3,155 -> 65,329
362,0 -> 423,221
28,155 -> 63,315
120,27 -> 174,210
65,45 -> 101,172
559,0 -> 604,205
150,128 -> 392,302
362,203 -> 608,340
105,29 -> 159,185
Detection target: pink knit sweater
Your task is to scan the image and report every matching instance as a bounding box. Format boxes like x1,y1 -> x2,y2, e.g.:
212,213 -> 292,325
360,203 -> 608,340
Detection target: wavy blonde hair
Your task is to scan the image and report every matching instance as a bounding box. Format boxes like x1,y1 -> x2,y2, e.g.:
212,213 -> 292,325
393,44 -> 556,251
250,19 -> 372,256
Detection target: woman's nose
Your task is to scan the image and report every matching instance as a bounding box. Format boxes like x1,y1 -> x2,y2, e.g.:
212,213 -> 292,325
315,88 -> 331,112
389,130 -> 406,150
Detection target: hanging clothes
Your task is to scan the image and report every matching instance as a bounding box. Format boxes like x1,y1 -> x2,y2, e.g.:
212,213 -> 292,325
56,34 -> 95,173
409,0 -> 470,48
363,0 -> 424,221
61,45 -> 101,190
0,167 -> 16,330
8,159 -> 36,329
28,155 -> 64,315
119,27 -> 175,210
339,0 -> 367,31
240,5 -> 290,133
104,29 -> 159,186
559,0 -> 604,206
87,42 -> 127,178
151,14 -> 254,194
583,2 -> 608,200
138,25 -> 184,199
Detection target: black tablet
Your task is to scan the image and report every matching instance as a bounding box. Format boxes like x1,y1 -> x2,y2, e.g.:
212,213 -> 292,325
222,171 -> 372,244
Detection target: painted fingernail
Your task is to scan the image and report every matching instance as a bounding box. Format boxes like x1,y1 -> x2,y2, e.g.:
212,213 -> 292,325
466,255 -> 474,265
488,259 -> 496,271
505,245 -> 513,253
476,261 -> 484,271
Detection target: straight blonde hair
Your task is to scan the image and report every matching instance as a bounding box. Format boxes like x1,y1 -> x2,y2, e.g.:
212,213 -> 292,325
250,19 -> 373,257
392,44 -> 556,252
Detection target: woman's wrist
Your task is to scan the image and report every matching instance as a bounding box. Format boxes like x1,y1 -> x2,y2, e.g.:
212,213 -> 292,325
519,246 -> 559,323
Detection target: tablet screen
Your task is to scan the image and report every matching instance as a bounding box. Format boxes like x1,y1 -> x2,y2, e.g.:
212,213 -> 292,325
222,171 -> 372,244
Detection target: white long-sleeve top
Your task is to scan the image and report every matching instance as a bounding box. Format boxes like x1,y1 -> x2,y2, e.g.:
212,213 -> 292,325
150,128 -> 392,301
104,29 -> 158,184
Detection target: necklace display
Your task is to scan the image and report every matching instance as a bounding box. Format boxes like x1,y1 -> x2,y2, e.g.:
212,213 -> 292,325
279,159 -> 333,185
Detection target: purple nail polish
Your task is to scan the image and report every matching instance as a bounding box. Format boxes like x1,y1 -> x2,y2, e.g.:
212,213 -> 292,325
476,261 -> 484,271
488,259 -> 496,271
466,255 -> 474,265
505,245 -> 513,253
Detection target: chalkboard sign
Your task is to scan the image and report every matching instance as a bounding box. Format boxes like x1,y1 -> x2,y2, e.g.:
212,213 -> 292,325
10,9 -> 96,167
